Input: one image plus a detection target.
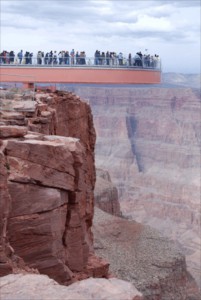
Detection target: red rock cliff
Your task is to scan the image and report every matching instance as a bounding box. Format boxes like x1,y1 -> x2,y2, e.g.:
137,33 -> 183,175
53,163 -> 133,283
0,89 -> 109,283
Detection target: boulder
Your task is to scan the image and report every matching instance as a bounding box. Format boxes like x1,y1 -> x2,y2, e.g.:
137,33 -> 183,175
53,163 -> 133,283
95,168 -> 121,216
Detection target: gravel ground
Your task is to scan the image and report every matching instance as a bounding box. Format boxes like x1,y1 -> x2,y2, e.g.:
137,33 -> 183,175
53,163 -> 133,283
92,207 -> 199,300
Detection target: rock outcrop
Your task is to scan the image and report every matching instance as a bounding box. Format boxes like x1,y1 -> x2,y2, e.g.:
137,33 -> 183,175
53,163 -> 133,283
0,273 -> 143,300
0,89 -> 109,284
93,207 -> 200,300
95,168 -> 121,216
64,85 -> 201,288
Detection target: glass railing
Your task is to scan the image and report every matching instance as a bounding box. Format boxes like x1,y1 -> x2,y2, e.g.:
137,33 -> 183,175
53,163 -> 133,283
0,56 -> 161,70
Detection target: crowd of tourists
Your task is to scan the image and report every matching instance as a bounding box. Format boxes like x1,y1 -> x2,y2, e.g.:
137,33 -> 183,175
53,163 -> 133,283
0,49 -> 160,68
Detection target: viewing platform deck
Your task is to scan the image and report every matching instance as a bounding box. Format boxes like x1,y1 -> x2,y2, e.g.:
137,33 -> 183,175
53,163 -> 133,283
0,63 -> 161,86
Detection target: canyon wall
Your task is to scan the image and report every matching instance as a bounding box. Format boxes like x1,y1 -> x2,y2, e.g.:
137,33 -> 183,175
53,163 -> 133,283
64,84 -> 201,287
162,73 -> 201,89
0,89 -> 109,283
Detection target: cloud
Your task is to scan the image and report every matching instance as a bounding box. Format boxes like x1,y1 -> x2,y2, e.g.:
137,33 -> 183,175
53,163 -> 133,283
2,0 -> 199,43
157,0 -> 201,7
1,0 -> 103,23
0,0 -> 200,73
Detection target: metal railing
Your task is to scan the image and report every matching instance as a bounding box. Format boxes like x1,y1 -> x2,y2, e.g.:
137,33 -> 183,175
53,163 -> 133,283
0,56 -> 161,70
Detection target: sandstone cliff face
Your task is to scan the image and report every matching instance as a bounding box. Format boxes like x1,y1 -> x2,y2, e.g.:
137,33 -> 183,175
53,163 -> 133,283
0,90 -> 109,283
95,168 -> 121,216
0,148 -> 14,276
63,85 -> 201,288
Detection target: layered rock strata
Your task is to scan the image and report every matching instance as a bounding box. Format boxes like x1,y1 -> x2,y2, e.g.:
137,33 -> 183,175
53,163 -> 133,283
95,168 -> 121,216
64,85 -> 201,288
0,89 -> 109,284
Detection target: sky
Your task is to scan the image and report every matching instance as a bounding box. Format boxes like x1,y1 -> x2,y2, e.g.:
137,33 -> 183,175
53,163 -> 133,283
0,0 -> 200,74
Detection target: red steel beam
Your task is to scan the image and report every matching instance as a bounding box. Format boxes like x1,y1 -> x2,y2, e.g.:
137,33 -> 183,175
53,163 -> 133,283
0,67 -> 161,84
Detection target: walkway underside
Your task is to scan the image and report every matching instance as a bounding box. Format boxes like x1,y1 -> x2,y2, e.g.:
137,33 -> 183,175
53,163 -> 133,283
0,66 -> 161,85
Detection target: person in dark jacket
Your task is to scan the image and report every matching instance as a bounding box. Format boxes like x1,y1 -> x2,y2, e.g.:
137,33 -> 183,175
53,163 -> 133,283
9,51 -> 15,64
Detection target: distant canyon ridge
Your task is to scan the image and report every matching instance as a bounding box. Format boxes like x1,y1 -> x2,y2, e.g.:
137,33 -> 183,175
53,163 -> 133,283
162,73 -> 200,89
62,73 -> 201,287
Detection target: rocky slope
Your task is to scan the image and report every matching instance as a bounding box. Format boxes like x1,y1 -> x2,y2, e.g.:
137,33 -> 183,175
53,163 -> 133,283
63,85 -> 201,288
0,89 -> 109,283
93,207 -> 199,300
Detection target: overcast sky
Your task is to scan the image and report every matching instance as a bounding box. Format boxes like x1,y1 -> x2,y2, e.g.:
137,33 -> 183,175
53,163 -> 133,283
1,0 -> 200,73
